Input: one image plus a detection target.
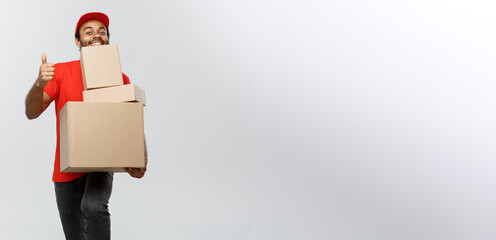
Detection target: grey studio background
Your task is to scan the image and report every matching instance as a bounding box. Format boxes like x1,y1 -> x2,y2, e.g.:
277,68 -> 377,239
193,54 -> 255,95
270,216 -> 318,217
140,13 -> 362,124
1,0 -> 496,239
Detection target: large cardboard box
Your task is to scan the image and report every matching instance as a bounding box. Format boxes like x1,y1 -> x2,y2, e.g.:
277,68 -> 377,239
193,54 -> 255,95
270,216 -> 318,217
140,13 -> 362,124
83,84 -> 146,106
60,102 -> 145,172
81,44 -> 123,90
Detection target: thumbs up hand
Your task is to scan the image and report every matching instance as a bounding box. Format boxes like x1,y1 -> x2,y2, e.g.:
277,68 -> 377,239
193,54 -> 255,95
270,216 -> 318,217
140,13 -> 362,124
37,53 -> 54,87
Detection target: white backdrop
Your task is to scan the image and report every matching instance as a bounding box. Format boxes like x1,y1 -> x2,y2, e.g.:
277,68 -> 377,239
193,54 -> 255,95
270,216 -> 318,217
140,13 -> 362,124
2,0 -> 496,239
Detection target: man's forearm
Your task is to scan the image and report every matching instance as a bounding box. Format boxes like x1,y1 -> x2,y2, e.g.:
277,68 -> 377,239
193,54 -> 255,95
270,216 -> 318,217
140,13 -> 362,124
25,80 -> 46,120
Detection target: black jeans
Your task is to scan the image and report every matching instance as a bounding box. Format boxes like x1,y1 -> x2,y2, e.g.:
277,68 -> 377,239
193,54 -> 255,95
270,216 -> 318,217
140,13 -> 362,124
54,172 -> 113,240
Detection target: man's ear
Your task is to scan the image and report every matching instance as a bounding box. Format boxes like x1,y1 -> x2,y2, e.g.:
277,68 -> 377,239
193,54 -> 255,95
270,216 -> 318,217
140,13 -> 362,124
75,38 -> 81,48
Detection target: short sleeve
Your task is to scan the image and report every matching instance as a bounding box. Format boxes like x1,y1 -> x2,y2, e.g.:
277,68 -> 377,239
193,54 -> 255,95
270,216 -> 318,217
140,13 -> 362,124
122,73 -> 131,85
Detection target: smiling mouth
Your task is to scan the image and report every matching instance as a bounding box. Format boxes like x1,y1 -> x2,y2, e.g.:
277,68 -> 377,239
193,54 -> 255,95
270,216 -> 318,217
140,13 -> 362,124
88,39 -> 105,46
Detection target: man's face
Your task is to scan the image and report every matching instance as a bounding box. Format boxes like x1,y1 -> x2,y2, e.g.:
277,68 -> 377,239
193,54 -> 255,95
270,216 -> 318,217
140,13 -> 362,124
75,20 -> 109,48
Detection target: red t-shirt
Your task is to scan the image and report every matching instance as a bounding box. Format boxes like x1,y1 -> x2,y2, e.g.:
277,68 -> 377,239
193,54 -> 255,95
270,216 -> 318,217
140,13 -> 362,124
44,60 -> 130,182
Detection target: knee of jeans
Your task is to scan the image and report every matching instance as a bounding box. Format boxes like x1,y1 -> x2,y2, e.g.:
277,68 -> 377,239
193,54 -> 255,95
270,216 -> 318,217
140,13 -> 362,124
81,201 -> 110,218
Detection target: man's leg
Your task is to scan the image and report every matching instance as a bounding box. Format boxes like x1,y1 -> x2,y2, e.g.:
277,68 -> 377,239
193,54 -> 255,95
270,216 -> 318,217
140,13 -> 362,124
54,176 -> 86,240
81,172 -> 113,240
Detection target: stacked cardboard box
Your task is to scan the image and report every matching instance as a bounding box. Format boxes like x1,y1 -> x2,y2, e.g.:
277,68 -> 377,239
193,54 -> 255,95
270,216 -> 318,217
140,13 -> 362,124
60,44 -> 146,173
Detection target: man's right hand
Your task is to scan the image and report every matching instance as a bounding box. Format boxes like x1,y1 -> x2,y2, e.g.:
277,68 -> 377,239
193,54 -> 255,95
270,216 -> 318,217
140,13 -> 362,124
37,53 -> 54,88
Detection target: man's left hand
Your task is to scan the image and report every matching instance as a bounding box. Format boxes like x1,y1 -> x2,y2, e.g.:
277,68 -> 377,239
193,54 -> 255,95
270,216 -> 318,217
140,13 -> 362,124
125,156 -> 147,179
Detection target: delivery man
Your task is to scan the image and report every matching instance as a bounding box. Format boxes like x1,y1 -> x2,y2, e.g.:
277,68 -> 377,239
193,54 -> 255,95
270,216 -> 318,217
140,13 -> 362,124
24,12 -> 146,240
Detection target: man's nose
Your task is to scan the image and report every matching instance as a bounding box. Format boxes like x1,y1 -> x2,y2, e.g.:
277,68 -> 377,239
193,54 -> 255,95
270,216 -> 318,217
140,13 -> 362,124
93,32 -> 103,39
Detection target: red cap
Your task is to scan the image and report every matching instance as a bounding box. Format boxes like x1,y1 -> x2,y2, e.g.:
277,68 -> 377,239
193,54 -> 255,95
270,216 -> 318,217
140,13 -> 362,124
75,12 -> 109,35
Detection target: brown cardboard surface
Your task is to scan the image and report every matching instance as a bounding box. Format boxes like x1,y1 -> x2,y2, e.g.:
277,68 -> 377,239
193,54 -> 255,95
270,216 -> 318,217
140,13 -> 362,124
80,44 -> 123,90
60,102 -> 145,172
83,84 -> 146,106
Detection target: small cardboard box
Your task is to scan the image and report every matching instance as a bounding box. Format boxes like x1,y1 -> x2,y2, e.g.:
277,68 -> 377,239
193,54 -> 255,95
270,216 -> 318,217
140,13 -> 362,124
83,84 -> 146,106
81,44 -> 123,90
60,102 -> 145,172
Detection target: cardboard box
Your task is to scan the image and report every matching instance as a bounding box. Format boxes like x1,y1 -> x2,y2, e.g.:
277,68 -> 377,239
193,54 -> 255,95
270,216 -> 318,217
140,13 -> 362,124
83,84 -> 146,106
81,44 -> 123,90
60,102 -> 145,172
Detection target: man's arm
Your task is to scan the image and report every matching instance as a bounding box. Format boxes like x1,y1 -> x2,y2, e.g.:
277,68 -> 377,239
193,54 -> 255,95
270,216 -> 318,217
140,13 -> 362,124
25,53 -> 54,119
25,83 -> 52,119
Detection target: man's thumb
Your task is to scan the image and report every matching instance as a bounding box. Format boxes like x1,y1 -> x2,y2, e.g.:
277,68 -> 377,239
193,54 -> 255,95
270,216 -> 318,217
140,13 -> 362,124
41,53 -> 47,64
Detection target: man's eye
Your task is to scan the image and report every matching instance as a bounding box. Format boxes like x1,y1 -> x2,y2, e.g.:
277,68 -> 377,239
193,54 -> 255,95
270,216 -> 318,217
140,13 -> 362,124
100,31 -> 106,35
85,32 -> 92,35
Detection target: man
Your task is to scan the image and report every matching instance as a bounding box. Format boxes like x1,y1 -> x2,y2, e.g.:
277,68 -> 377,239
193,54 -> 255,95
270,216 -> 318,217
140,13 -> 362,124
25,12 -> 146,240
